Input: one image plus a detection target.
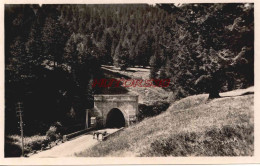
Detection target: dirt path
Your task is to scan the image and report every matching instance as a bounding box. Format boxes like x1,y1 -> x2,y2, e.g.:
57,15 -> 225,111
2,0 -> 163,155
220,86 -> 254,97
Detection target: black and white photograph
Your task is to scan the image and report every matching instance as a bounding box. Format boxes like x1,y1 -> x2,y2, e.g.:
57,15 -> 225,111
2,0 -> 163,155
1,0 -> 258,164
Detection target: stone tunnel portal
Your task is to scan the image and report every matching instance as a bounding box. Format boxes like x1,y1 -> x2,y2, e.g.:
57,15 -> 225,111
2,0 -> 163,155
87,95 -> 138,128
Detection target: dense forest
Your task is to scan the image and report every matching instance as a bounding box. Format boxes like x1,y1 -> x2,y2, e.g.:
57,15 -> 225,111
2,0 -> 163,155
5,4 -> 254,135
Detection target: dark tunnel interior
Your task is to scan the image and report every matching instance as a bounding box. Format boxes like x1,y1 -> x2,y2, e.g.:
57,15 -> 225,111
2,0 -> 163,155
106,108 -> 125,128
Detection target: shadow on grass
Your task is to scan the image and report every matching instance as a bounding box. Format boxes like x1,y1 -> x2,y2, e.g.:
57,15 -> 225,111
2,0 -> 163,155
123,69 -> 137,72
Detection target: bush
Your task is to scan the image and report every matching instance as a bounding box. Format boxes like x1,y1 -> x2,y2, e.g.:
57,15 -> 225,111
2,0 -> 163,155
138,101 -> 170,121
24,135 -> 48,153
46,126 -> 57,142
46,122 -> 63,142
26,138 -> 47,151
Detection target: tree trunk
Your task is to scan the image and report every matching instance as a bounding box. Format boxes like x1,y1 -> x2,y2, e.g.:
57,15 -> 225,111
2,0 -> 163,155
208,72 -> 221,99
208,89 -> 220,99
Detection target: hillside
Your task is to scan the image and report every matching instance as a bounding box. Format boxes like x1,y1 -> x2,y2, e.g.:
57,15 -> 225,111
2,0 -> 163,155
101,65 -> 172,104
76,87 -> 254,157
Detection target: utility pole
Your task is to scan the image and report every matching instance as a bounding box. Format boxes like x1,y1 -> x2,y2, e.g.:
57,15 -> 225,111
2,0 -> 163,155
16,102 -> 24,157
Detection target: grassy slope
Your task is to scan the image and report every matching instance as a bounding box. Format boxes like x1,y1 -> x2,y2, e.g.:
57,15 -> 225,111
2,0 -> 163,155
101,65 -> 171,104
77,88 -> 254,157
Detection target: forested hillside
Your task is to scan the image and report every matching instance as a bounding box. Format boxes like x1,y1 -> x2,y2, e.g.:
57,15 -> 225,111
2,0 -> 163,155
5,4 -> 254,135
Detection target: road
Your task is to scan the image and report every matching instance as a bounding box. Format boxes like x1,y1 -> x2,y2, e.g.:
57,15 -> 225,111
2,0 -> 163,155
30,134 -> 97,157
30,128 -> 119,158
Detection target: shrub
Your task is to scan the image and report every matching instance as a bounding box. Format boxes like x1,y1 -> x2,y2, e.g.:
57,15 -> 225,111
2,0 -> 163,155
24,135 -> 48,152
46,126 -> 58,142
138,101 -> 170,121
27,140 -> 44,151
46,122 -> 63,142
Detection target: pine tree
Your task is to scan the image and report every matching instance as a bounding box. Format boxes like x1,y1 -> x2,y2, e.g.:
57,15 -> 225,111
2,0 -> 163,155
42,16 -> 68,68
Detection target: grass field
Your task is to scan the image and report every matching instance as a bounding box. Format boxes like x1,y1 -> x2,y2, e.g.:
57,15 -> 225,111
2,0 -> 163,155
76,87 -> 254,157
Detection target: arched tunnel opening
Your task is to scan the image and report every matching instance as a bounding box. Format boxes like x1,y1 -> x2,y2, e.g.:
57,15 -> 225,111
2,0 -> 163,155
106,108 -> 125,128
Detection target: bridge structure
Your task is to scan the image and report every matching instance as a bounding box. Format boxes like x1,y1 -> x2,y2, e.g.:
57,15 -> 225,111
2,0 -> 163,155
87,94 -> 139,128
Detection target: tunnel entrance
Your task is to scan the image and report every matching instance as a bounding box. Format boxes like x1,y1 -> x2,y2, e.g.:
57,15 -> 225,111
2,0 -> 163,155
106,108 -> 125,128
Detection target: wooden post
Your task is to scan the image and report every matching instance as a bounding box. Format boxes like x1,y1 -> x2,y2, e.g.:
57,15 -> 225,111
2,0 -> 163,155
85,109 -> 89,129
